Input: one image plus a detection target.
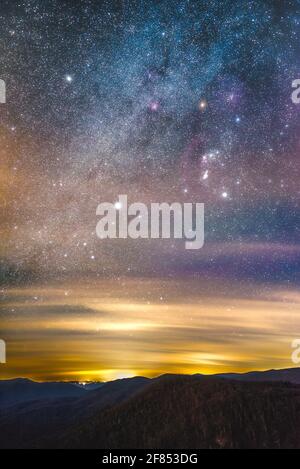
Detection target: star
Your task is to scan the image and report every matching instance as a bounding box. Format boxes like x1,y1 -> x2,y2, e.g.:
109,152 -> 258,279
199,99 -> 207,110
149,101 -> 160,111
202,170 -> 209,180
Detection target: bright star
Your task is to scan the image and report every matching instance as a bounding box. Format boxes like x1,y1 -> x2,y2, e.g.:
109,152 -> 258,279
199,99 -> 207,110
202,170 -> 209,180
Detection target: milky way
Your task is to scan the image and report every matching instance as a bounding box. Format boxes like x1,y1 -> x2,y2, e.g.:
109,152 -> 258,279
1,1 -> 300,380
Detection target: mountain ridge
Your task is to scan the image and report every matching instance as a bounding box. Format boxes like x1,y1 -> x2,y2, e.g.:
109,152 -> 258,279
1,375 -> 299,449
2,366 -> 300,387
2,367 -> 300,449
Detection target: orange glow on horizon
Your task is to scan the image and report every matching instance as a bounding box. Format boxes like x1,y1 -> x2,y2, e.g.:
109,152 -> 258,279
1,278 -> 298,382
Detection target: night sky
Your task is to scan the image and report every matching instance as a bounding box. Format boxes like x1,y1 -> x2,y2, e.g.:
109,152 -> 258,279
1,0 -> 300,381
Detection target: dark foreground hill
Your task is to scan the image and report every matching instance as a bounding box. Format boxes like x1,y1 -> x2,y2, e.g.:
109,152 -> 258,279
56,376 -> 300,449
1,375 -> 300,449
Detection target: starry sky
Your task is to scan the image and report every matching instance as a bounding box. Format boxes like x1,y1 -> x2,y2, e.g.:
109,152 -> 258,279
1,0 -> 300,381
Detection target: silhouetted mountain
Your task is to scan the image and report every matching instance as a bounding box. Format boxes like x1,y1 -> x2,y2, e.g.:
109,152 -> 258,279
2,367 -> 300,409
0,376 -> 299,449
213,367 -> 300,384
76,376 -> 150,411
1,370 -> 300,449
0,376 -> 151,448
43,376 -> 300,449
0,378 -> 86,408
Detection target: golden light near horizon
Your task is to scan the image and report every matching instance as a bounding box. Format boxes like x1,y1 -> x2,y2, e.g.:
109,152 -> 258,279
0,277 -> 298,382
